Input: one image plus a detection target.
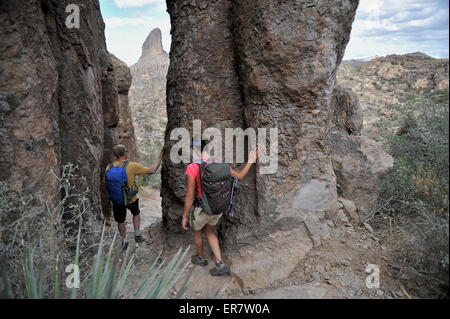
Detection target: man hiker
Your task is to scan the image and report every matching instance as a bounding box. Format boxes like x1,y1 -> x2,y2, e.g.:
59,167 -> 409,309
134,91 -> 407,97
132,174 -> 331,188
181,140 -> 258,276
105,144 -> 162,250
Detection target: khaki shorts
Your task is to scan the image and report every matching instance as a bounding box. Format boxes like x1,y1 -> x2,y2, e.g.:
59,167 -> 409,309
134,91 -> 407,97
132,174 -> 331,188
189,206 -> 222,231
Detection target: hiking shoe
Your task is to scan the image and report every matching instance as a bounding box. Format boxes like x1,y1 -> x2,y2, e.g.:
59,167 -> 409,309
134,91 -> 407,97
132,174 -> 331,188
191,255 -> 208,266
209,260 -> 230,276
135,235 -> 145,243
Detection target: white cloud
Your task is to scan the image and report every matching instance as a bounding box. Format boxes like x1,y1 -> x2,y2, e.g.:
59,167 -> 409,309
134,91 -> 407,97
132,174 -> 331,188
113,0 -> 165,9
344,0 -> 449,59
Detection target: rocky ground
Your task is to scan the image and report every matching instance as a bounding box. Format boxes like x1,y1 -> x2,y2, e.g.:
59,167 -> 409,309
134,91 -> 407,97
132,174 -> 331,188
118,187 -> 413,299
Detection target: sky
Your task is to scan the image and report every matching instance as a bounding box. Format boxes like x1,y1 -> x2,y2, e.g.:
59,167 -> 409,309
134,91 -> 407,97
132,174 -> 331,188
100,0 -> 450,66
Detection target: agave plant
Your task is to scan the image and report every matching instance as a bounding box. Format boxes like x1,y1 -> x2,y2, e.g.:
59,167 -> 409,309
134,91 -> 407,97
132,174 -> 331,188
16,223 -> 192,299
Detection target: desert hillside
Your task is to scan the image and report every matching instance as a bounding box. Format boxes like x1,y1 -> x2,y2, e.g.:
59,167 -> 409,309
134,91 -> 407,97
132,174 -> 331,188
337,53 -> 449,139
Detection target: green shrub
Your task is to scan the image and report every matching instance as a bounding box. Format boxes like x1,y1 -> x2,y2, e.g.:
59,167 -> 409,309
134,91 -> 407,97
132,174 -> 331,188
374,90 -> 449,297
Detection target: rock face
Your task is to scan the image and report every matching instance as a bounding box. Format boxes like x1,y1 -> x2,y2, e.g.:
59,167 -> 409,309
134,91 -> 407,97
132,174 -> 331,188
0,0 -> 135,222
110,54 -> 137,161
129,28 -> 169,167
163,0 -> 359,253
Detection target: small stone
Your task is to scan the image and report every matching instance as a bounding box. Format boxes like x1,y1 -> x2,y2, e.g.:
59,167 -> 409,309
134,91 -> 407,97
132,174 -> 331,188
316,265 -> 325,273
340,258 -> 351,266
336,209 -> 348,224
376,289 -> 384,296
400,273 -> 410,281
0,100 -> 10,112
363,222 -> 374,233
338,198 -> 360,223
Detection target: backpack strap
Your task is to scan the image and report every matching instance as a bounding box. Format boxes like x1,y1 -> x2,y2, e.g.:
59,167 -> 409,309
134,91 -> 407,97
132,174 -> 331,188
199,159 -> 223,180
194,161 -> 206,206
119,160 -> 129,169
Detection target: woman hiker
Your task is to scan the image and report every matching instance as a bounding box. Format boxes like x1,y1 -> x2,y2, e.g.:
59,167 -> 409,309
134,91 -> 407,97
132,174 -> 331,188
181,140 -> 258,276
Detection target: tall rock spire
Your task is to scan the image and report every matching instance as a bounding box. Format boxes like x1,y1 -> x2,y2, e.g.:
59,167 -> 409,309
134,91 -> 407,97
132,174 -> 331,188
129,27 -> 169,171
142,27 -> 165,56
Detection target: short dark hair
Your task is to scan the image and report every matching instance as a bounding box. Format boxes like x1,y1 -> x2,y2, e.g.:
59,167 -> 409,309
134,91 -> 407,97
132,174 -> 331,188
113,144 -> 128,158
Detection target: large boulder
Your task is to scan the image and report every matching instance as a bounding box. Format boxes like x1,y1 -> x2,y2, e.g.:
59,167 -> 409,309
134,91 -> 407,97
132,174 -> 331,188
162,0 -> 359,251
327,85 -> 392,222
329,86 -> 363,135
328,132 -> 393,220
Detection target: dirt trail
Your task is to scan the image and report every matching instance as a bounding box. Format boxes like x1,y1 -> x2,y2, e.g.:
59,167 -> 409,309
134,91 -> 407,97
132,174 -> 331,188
120,187 -> 411,299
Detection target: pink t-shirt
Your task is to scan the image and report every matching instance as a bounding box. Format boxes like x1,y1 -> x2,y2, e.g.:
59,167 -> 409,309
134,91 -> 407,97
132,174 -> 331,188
185,161 -> 232,199
186,163 -> 203,199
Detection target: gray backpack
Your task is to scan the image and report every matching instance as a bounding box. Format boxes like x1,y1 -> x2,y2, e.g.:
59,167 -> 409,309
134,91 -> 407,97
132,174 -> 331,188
196,160 -> 237,216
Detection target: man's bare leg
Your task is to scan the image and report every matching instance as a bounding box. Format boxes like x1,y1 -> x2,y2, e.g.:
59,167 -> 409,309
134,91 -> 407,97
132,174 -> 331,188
118,222 -> 126,240
133,214 -> 140,233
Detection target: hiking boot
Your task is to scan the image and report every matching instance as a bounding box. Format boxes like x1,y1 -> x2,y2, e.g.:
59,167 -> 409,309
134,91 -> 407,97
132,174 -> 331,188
191,255 -> 208,266
209,260 -> 230,276
135,235 -> 145,243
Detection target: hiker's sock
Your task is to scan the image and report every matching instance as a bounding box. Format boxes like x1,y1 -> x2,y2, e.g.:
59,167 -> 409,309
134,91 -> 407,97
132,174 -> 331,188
135,230 -> 141,237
